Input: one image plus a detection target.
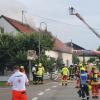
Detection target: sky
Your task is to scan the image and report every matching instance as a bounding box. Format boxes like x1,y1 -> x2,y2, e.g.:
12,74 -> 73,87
0,0 -> 100,50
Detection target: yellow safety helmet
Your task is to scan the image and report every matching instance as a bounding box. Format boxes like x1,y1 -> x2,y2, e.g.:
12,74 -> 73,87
92,66 -> 96,69
80,67 -> 85,71
39,63 -> 42,66
79,63 -> 83,67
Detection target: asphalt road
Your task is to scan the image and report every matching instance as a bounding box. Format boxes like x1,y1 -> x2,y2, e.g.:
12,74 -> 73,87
0,80 -> 99,100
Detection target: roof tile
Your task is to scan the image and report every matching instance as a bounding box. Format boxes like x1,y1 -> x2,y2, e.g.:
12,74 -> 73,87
53,38 -> 72,53
2,15 -> 35,33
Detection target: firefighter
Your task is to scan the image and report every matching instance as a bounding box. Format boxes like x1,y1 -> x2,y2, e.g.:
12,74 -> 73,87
37,63 -> 45,84
77,67 -> 90,100
61,65 -> 69,86
75,64 -> 81,88
6,65 -> 29,100
69,65 -> 75,80
90,66 -> 99,98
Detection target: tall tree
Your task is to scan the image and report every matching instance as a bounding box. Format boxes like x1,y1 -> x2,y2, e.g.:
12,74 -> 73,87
97,46 -> 100,61
0,31 -> 54,74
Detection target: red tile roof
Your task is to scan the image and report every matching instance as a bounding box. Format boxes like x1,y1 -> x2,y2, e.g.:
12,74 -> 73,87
53,37 -> 72,53
65,42 -> 85,50
1,15 -> 35,33
92,51 -> 100,55
73,50 -> 100,56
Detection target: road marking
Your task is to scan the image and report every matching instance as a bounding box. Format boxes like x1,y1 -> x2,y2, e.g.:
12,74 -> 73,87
38,92 -> 44,95
52,82 -> 58,83
45,88 -> 51,91
32,97 -> 38,100
52,85 -> 57,88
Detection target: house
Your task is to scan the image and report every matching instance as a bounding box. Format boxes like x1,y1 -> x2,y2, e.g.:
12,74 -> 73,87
0,15 -> 35,34
45,38 -> 72,66
0,15 -> 72,67
65,42 -> 100,63
65,42 -> 87,63
65,42 -> 85,50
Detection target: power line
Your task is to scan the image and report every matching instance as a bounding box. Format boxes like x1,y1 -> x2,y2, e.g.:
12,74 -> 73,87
25,12 -> 83,27
23,11 -> 100,32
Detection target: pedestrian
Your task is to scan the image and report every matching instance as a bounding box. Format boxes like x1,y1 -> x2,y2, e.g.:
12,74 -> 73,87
77,67 -> 90,100
61,64 -> 69,86
20,66 -> 26,74
32,64 -> 37,84
6,65 -> 29,100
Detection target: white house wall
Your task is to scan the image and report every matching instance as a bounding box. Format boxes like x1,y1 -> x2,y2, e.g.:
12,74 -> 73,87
45,50 -> 72,66
79,56 -> 90,63
0,17 -> 18,34
45,50 -> 58,59
62,53 -> 72,66
85,57 -> 90,62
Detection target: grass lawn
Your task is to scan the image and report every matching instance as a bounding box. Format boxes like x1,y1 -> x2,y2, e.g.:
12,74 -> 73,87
0,81 -> 6,86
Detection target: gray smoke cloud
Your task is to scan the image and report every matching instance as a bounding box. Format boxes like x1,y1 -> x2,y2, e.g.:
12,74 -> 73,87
0,0 -> 25,18
0,0 -> 36,28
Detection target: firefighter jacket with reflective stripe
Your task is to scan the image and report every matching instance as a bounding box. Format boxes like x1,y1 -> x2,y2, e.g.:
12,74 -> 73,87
62,67 -> 69,76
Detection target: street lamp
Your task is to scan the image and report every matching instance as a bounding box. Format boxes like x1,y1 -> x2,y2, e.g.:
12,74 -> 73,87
40,22 -> 47,32
39,22 -> 47,63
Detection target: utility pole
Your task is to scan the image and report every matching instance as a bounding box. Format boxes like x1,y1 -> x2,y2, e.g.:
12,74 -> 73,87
39,22 -> 47,64
69,6 -> 100,39
71,39 -> 74,64
22,10 -> 24,24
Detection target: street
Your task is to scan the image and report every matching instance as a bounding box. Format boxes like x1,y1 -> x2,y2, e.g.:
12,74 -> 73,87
0,80 -> 99,100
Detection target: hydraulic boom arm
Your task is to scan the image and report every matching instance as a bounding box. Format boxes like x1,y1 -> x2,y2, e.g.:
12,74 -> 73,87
69,7 -> 100,39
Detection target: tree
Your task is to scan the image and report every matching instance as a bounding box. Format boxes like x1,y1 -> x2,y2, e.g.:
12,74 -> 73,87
56,58 -> 64,70
97,46 -> 100,51
42,55 -> 56,79
87,57 -> 96,63
97,46 -> 100,60
0,31 -> 54,74
0,33 -> 16,74
72,54 -> 80,64
96,46 -> 100,70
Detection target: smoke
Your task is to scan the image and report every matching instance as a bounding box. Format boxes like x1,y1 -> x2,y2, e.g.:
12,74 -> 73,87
0,0 -> 36,28
0,0 -> 26,17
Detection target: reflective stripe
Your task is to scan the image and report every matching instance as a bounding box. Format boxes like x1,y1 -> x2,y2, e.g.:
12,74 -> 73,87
80,72 -> 87,84
81,73 -> 87,76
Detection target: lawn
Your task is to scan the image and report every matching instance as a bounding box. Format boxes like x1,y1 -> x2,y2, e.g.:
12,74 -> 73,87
0,81 -> 6,86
